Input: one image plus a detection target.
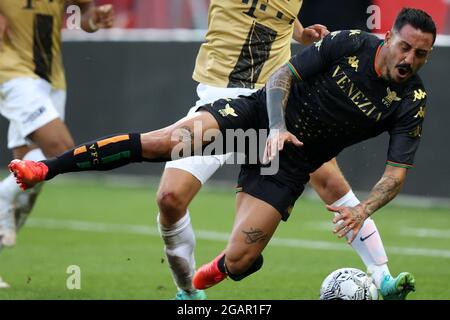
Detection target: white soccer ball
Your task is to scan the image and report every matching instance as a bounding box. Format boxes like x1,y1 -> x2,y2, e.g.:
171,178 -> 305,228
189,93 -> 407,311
319,267 -> 379,300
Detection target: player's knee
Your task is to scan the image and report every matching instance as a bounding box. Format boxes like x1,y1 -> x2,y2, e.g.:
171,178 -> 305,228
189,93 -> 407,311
42,139 -> 75,157
157,189 -> 188,217
312,173 -> 349,200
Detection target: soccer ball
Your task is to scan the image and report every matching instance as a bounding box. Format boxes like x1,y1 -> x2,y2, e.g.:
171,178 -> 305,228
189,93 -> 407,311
319,267 -> 378,300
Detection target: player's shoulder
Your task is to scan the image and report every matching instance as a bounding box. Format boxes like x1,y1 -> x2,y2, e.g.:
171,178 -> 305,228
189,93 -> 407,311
326,29 -> 378,43
323,29 -> 380,54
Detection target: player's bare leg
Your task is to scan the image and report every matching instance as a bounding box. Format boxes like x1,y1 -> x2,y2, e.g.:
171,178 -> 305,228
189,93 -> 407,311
193,192 -> 281,289
310,159 -> 414,299
0,145 -> 41,246
9,111 -> 221,187
1,119 -> 73,245
1,119 -> 75,287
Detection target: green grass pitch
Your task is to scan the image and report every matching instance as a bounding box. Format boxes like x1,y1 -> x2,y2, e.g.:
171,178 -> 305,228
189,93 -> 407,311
0,177 -> 449,300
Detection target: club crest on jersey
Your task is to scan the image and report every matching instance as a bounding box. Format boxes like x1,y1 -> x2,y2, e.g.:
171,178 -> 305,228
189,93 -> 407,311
382,87 -> 402,107
347,56 -> 359,72
219,104 -> 238,117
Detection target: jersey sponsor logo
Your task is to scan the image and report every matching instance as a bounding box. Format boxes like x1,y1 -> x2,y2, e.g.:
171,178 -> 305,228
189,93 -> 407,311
360,231 -> 377,242
349,30 -> 361,36
409,125 -> 422,137
219,104 -> 238,117
382,87 -> 402,107
414,106 -> 426,119
347,56 -> 359,72
332,65 -> 382,122
330,31 -> 341,40
22,106 -> 46,124
413,89 -> 427,101
315,39 -> 323,50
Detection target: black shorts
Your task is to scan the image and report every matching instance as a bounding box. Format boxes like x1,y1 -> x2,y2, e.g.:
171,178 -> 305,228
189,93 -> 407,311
199,92 -> 310,221
236,165 -> 304,221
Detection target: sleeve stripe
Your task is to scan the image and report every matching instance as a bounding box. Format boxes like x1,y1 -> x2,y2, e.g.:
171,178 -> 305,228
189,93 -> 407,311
386,161 -> 414,169
286,62 -> 302,81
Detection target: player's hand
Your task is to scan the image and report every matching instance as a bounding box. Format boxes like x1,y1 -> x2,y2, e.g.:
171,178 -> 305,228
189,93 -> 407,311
301,24 -> 329,45
0,13 -> 13,51
263,129 -> 303,164
92,4 -> 115,29
326,204 -> 368,244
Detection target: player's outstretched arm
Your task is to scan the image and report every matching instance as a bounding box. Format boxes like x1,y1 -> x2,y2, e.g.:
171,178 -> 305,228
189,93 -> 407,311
327,165 -> 407,243
263,64 -> 303,163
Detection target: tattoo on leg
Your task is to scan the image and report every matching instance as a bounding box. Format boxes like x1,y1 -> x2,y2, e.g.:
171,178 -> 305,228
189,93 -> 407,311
178,126 -> 194,143
242,228 -> 268,244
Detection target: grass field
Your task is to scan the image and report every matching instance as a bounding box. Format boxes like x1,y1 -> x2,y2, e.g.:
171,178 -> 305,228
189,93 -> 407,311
0,176 -> 449,300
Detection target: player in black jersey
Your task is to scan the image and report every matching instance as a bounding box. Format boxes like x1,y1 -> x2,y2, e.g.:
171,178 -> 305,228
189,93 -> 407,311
9,8 -> 435,299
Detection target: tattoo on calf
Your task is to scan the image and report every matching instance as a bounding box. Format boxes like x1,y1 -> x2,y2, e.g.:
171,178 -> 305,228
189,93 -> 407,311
242,228 -> 268,244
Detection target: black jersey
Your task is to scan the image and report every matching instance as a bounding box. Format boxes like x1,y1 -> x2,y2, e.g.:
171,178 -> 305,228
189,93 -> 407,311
284,30 -> 427,172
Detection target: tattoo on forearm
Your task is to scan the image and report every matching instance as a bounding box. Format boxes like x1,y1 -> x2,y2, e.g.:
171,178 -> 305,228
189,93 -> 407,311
349,207 -> 365,225
266,64 -> 293,130
364,175 -> 403,216
242,228 -> 268,244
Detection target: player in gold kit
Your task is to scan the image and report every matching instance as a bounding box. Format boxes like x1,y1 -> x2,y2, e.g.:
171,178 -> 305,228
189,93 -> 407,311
155,0 -> 398,300
0,0 -> 114,288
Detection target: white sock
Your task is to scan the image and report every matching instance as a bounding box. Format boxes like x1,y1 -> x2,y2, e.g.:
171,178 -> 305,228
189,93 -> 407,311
157,211 -> 196,292
0,174 -> 20,203
0,149 -> 46,228
332,190 -> 390,288
0,148 -> 46,203
23,149 -> 46,162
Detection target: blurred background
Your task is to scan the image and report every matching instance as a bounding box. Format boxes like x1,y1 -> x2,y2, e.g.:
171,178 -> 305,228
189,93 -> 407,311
89,0 -> 450,32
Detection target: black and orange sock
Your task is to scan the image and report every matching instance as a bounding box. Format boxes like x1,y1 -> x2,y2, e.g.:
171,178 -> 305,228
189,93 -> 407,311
43,133 -> 144,180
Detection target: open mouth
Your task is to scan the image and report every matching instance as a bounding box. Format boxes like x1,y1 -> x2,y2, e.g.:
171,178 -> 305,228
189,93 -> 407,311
396,66 -> 412,78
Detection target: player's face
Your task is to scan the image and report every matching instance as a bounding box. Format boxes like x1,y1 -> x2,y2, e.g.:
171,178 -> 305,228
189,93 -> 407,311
384,24 -> 434,83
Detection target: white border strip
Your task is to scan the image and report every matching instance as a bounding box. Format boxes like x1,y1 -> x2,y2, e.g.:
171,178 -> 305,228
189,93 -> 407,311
62,28 -> 450,46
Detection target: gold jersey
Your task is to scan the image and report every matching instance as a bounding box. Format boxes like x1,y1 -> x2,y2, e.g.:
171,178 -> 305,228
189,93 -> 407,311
193,0 -> 303,89
0,0 -> 90,90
